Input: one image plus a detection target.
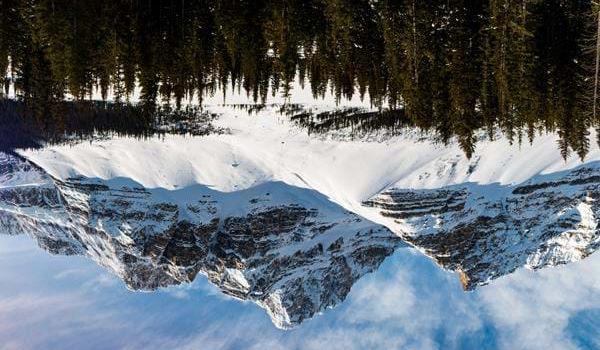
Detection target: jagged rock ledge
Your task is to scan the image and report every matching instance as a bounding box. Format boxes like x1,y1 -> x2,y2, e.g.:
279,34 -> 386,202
364,165 -> 600,290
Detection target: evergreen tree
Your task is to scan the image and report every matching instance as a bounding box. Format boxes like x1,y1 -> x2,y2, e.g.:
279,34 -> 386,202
0,0 -> 598,159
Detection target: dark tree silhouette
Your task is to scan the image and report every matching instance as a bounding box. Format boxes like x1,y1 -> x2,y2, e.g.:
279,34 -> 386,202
0,0 -> 597,159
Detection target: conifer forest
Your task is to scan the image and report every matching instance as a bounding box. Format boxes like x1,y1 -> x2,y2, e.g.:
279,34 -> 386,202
1,0 -> 600,158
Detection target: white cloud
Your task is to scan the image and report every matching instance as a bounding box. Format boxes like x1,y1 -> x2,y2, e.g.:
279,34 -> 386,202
0,236 -> 598,350
478,252 -> 600,350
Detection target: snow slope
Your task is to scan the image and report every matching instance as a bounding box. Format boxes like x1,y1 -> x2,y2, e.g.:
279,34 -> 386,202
19,104 -> 600,228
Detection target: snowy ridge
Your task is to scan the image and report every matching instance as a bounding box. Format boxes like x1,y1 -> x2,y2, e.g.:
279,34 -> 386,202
0,153 -> 401,329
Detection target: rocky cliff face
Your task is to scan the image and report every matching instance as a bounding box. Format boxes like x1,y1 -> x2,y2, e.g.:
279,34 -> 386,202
365,165 -> 600,289
0,152 -> 402,329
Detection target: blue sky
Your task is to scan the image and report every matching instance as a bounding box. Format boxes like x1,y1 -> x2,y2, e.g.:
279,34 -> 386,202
0,235 -> 598,350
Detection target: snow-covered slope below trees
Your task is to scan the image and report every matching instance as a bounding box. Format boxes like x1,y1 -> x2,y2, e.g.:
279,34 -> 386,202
19,105 -> 600,227
4,104 -> 600,328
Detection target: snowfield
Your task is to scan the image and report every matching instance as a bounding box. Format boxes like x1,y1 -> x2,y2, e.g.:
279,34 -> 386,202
18,104 -> 600,231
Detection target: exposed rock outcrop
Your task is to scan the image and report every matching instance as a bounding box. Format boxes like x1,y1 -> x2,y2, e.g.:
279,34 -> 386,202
365,165 -> 600,289
0,153 -> 402,329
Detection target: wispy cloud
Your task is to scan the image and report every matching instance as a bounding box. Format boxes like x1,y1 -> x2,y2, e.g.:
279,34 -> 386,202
478,254 -> 600,350
0,235 -> 598,350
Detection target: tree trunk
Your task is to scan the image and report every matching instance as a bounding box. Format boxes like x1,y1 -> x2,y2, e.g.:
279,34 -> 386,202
593,6 -> 600,120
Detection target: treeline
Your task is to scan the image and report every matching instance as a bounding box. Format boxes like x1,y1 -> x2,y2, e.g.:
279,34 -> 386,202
0,99 -> 222,151
1,0 -> 600,158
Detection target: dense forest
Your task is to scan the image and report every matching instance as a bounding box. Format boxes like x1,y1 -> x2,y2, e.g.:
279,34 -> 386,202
1,0 -> 600,158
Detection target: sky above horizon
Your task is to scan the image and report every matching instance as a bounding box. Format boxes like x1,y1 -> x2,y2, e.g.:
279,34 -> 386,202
0,234 -> 598,350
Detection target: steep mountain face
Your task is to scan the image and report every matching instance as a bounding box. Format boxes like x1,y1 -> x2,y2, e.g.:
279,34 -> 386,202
0,152 -> 402,329
365,164 -> 600,289
2,138 -> 600,328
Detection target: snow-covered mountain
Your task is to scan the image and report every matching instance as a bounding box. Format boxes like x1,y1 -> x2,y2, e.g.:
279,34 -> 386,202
1,105 -> 600,328
0,152 -> 402,329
